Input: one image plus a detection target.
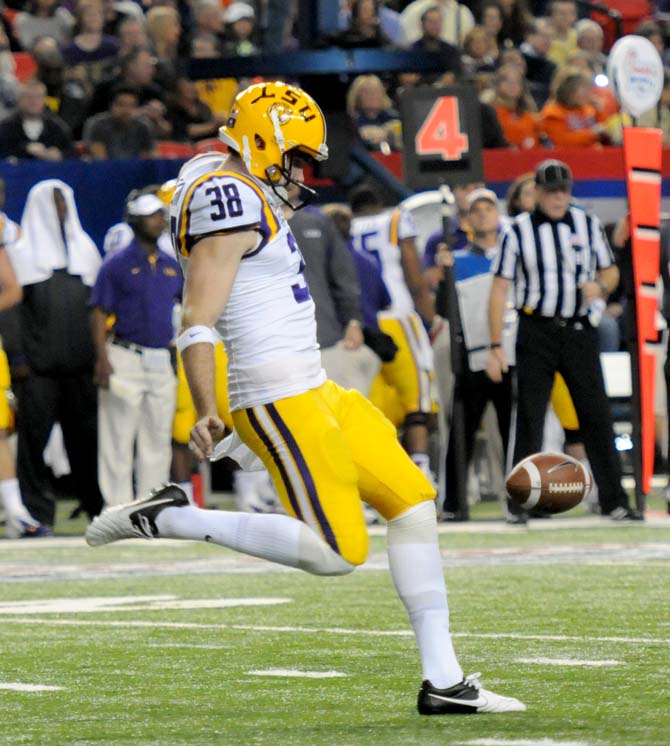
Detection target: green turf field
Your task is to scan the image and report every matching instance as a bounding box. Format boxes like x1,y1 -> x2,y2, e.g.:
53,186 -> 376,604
1,500 -> 670,746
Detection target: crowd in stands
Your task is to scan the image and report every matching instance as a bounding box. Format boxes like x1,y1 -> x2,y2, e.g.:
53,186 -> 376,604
0,0 -> 665,162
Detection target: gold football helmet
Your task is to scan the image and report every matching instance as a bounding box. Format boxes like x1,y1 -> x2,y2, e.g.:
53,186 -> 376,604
219,81 -> 328,186
156,178 -> 177,207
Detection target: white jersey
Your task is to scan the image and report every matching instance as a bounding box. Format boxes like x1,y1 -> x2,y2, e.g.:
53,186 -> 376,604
170,165 -> 325,411
349,207 -> 417,317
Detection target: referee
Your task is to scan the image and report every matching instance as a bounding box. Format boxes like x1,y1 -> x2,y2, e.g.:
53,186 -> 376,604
487,159 -> 641,522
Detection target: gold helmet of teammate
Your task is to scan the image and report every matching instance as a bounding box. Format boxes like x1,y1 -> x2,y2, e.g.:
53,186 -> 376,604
156,179 -> 177,207
218,81 -> 328,190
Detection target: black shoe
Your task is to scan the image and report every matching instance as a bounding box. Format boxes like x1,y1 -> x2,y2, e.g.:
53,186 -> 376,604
605,507 -> 644,522
85,483 -> 190,546
418,673 -> 526,715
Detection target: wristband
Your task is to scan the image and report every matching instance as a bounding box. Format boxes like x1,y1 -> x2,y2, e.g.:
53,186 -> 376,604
176,325 -> 217,353
490,343 -> 502,350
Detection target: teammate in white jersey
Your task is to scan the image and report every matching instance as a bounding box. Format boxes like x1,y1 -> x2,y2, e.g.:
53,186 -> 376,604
349,185 -> 438,477
86,82 -> 525,716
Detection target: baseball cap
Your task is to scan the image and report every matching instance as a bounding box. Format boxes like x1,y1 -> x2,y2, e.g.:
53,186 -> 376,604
535,159 -> 573,190
224,2 -> 255,23
467,187 -> 498,210
126,193 -> 166,217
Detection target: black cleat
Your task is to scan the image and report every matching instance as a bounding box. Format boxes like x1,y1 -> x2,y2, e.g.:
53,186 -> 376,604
418,673 -> 526,715
85,483 -> 189,546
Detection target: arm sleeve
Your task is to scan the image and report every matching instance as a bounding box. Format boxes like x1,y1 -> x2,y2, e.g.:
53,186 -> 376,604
492,226 -> 519,280
324,215 -> 363,326
174,174 -> 269,257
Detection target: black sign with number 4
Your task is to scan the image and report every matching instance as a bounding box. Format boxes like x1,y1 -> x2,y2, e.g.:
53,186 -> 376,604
399,85 -> 483,190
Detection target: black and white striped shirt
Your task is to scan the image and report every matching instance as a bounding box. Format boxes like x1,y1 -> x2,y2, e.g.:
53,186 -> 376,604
493,205 -> 614,318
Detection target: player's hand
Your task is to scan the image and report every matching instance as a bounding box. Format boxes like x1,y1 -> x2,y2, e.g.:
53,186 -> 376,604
93,356 -> 113,388
343,320 -> 364,350
190,415 -> 226,461
485,347 -> 507,383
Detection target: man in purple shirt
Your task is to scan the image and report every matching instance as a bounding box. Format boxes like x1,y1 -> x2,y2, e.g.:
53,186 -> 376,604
90,192 -> 183,507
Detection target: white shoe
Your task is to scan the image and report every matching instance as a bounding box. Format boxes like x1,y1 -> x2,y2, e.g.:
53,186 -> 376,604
5,514 -> 50,539
85,483 -> 189,546
418,672 -> 527,714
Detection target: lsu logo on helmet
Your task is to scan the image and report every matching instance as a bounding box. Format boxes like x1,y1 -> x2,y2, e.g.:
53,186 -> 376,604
219,82 -> 328,185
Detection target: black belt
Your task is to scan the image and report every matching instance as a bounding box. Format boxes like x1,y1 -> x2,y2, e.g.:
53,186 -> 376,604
520,313 -> 589,328
111,338 -> 146,355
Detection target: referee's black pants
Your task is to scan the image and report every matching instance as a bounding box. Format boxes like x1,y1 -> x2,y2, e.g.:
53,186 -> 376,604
443,368 -> 512,515
512,315 -> 629,515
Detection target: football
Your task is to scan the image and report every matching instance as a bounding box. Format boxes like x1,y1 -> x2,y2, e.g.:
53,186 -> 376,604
505,452 -> 592,514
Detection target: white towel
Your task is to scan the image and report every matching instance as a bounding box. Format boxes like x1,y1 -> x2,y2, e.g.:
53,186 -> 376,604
8,179 -> 101,288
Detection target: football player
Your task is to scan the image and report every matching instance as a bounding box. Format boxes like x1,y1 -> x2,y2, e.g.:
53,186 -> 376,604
349,185 -> 439,479
86,82 -> 525,715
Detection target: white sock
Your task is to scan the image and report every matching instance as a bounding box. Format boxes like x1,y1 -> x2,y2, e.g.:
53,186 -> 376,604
155,506 -> 354,576
0,478 -> 35,521
177,480 -> 194,504
387,501 -> 463,688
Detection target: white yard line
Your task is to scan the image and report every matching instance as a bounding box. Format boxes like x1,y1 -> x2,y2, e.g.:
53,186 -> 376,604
460,740 -> 592,746
515,657 -> 621,667
2,617 -> 669,646
0,682 -> 64,692
247,669 -> 347,679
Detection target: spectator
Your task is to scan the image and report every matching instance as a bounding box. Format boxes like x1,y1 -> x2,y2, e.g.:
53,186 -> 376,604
191,0 -> 225,46
505,172 -> 536,217
61,0 -> 119,86
89,46 -> 164,118
520,18 -> 556,106
638,73 -> 670,145
0,3 -> 21,52
635,21 -> 668,68
410,5 -> 463,80
14,0 -> 74,50
401,0 -> 474,46
332,0 -> 390,49
0,79 -> 73,161
6,180 -> 103,530
191,33 -> 238,119
574,18 -> 606,74
492,64 -> 540,149
84,85 -> 155,159
90,192 -> 181,507
222,1 -> 258,56
167,77 -> 222,142
117,16 -> 149,56
439,188 -> 514,521
539,69 -> 608,147
32,35 -> 91,138
0,24 -> 18,119
101,0 -> 142,37
480,1 -> 503,46
497,0 -> 532,48
146,5 -> 183,87
347,74 -> 401,153
461,26 -> 498,80
546,0 -> 577,67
